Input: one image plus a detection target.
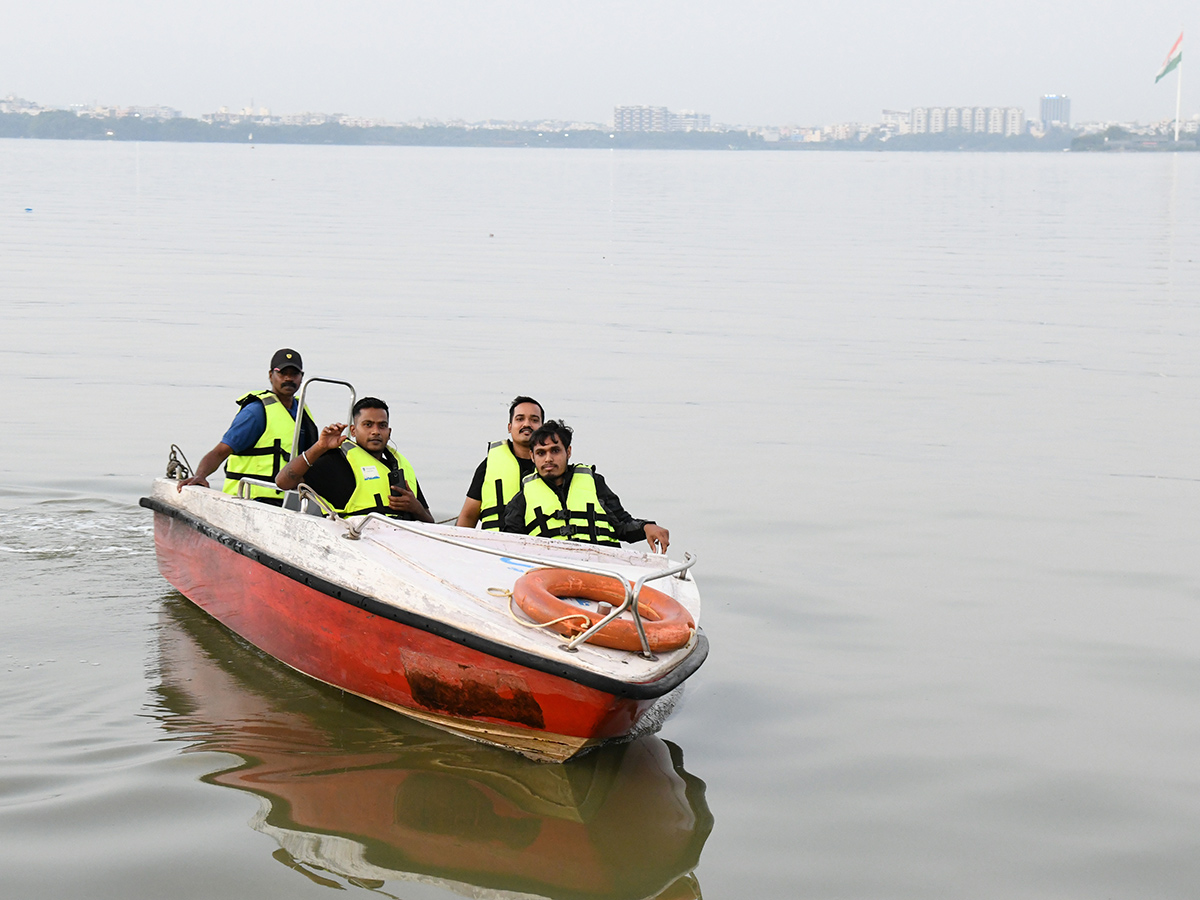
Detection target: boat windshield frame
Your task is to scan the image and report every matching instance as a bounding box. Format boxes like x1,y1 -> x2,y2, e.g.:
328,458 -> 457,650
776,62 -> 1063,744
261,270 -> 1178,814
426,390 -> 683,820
291,377 -> 357,459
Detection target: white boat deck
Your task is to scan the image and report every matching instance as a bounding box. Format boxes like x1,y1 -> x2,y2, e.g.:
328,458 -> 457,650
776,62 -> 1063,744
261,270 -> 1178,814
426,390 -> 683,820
150,479 -> 702,685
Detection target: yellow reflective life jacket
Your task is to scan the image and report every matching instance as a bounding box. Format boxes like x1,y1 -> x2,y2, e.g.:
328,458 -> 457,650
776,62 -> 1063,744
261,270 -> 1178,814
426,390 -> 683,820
478,440 -> 523,530
339,441 -> 419,518
521,465 -> 619,545
223,390 -> 315,501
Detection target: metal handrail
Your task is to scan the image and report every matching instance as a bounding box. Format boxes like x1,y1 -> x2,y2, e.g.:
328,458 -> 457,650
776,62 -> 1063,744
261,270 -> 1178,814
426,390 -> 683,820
565,552 -> 697,656
291,376 -> 357,458
343,513 -> 696,659
296,483 -> 341,520
233,476 -> 337,521
235,476 -> 277,499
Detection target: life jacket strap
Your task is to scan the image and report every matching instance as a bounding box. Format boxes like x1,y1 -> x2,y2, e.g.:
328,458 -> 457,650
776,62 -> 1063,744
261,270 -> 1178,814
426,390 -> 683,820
530,505 -> 569,538
478,477 -> 508,522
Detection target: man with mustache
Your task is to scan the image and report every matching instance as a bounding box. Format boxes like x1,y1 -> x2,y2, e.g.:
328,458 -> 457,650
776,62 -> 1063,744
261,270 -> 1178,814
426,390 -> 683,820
275,396 -> 433,521
177,348 -> 317,504
502,420 -> 670,552
455,396 -> 544,530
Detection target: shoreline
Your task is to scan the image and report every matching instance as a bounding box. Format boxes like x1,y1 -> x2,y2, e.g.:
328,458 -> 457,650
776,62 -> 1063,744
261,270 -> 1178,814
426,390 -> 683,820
2,111 -> 1193,152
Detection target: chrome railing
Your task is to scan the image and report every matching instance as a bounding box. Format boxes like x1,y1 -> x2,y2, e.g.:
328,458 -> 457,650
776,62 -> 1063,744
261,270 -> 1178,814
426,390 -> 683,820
343,512 -> 696,659
291,377 -> 357,459
234,476 -> 279,499
234,478 -> 338,522
296,483 -> 341,519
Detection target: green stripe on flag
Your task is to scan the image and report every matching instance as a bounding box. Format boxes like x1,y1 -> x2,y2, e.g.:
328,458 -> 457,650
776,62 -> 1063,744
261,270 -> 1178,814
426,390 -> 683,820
1156,52 -> 1182,82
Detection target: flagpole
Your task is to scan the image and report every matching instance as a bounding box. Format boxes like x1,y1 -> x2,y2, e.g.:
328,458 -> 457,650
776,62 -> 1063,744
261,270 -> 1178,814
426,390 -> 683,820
1175,30 -> 1183,142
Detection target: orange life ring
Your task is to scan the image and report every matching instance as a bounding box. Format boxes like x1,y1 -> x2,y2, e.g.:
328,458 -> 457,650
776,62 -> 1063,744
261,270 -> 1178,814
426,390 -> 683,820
512,568 -> 695,653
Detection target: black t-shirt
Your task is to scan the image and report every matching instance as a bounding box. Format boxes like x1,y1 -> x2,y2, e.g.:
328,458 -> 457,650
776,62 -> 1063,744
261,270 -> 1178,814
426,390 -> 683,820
305,445 -> 430,518
465,441 -> 535,500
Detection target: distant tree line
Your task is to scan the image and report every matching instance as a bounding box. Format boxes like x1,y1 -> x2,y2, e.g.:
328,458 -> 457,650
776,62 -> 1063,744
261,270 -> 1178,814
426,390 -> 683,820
4,111 -> 1177,151
1069,126 -> 1198,151
866,131 -> 1073,152
0,112 -> 767,149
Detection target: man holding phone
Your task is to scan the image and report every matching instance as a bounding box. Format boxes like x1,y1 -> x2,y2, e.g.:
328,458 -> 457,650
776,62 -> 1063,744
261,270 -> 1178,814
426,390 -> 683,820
275,396 -> 433,522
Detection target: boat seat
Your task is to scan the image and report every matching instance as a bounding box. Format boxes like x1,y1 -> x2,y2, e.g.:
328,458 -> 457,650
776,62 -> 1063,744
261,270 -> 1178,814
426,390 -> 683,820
282,490 -> 329,517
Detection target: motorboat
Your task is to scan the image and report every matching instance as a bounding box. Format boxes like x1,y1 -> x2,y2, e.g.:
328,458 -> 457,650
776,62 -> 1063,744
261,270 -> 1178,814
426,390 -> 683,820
153,596 -> 712,899
142,377 -> 709,762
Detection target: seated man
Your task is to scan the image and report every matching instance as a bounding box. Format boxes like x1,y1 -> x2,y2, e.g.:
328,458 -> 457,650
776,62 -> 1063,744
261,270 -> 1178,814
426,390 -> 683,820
275,397 -> 433,522
455,395 -> 543,530
502,420 -> 669,552
178,348 -> 317,504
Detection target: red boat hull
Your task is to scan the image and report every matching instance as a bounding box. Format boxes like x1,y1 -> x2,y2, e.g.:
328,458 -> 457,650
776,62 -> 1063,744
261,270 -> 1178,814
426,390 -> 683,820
152,510 -> 658,758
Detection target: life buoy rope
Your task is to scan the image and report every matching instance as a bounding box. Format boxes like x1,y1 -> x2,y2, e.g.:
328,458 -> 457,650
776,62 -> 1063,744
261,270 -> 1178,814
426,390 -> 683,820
509,568 -> 694,653
488,586 -> 595,633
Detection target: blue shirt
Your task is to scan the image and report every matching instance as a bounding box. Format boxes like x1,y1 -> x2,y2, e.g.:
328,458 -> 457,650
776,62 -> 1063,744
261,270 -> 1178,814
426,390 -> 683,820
221,397 -> 302,454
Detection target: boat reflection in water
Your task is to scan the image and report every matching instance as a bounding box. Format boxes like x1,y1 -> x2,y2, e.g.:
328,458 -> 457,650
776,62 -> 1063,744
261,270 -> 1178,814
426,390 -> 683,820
151,596 -> 713,900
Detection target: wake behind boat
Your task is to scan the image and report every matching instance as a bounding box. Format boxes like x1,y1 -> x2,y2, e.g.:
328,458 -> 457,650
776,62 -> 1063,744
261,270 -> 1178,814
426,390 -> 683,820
142,379 -> 708,761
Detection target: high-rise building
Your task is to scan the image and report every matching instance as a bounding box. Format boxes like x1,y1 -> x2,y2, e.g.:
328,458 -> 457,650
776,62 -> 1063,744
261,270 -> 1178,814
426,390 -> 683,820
668,110 -> 711,131
880,106 -> 1026,136
614,106 -> 669,132
881,109 -> 911,134
1004,107 -> 1025,136
1040,95 -> 1071,130
614,105 -> 710,132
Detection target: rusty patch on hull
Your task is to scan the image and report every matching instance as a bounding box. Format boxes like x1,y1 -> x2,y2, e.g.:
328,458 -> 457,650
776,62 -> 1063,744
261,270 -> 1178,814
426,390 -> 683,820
401,650 -> 546,729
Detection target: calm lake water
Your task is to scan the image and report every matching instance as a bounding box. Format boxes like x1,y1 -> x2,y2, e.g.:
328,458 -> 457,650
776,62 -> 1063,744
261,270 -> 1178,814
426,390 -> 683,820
2,139 -> 1200,899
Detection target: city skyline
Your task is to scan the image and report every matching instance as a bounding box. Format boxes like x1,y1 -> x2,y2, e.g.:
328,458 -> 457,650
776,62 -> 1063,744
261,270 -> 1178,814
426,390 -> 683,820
6,90 -> 1195,138
0,1 -> 1190,127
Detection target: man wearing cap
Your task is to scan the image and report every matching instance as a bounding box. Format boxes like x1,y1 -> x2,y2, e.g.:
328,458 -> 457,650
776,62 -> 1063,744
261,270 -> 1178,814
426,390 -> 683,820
454,395 -> 543,530
177,348 -> 318,504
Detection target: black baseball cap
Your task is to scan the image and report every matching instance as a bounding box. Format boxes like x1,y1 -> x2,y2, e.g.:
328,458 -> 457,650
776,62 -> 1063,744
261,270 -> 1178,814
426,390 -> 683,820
270,348 -> 303,371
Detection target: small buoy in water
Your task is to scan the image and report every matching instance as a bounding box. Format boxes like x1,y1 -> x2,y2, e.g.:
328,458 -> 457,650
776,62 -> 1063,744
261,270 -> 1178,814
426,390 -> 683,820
489,233 -> 494,237
25,208 -> 32,212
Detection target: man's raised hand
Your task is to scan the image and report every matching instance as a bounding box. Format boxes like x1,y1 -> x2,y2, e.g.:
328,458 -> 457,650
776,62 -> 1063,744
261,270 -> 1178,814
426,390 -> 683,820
644,524 -> 670,554
316,423 -> 347,452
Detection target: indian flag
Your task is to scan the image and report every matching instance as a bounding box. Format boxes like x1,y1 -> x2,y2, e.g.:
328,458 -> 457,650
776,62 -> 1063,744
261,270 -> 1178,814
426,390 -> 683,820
1155,32 -> 1183,83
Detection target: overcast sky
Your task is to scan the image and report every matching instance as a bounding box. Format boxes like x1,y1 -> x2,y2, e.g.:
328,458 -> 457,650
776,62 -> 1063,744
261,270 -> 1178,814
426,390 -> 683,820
2,1 -> 1191,125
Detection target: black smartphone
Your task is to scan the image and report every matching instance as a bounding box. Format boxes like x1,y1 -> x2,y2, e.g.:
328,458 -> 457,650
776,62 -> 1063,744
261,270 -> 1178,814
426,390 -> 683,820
389,468 -> 407,496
